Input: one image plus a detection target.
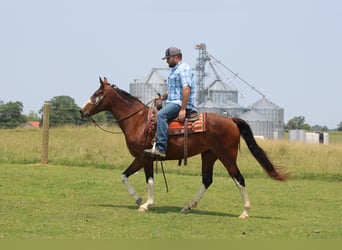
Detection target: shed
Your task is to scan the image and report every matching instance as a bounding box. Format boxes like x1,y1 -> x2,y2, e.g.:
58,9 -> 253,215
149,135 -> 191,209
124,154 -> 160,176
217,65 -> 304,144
20,121 -> 40,128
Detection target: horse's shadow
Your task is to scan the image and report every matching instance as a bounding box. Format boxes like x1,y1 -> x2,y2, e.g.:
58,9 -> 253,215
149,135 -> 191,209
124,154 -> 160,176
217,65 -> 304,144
93,203 -> 279,220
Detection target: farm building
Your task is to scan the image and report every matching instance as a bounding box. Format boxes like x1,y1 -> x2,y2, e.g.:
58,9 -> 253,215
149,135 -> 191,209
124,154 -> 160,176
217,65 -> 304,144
129,44 -> 285,139
19,121 -> 40,128
239,109 -> 274,138
197,79 -> 246,117
129,68 -> 167,105
247,98 -> 285,138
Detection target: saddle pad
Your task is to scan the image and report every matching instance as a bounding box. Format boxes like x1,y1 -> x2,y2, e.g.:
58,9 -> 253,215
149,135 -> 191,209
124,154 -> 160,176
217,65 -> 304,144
168,112 -> 207,136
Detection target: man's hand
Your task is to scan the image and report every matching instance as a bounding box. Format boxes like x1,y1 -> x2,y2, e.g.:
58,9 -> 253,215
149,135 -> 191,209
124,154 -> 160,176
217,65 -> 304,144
154,95 -> 163,110
177,109 -> 186,123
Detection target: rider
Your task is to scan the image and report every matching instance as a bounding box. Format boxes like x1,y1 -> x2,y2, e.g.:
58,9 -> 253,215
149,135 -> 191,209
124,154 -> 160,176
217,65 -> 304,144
144,47 -> 197,158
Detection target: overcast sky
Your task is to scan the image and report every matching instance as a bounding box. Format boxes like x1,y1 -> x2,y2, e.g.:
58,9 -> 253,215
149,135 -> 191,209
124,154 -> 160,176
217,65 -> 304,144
1,0 -> 341,128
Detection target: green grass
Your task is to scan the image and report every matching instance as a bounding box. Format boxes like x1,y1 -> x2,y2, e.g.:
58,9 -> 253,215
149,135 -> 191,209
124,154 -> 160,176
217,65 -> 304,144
0,163 -> 341,239
0,127 -> 341,179
328,130 -> 342,144
0,127 -> 341,239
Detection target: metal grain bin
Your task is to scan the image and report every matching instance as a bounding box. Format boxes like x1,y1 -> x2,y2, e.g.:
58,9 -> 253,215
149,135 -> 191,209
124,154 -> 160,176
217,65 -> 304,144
129,68 -> 167,105
250,97 -> 284,138
239,109 -> 274,138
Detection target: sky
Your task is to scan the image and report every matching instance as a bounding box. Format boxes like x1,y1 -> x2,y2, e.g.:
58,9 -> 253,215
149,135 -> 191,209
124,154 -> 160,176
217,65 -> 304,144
1,0 -> 341,128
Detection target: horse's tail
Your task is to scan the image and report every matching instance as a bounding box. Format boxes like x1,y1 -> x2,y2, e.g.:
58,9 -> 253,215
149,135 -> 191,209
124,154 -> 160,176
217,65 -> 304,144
232,118 -> 289,181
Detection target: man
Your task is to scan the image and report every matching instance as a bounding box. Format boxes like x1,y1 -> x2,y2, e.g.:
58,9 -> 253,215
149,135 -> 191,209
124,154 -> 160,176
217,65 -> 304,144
144,47 -> 197,158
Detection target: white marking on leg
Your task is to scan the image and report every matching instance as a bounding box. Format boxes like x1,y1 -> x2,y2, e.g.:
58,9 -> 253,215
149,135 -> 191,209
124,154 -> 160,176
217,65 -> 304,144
121,175 -> 141,205
181,183 -> 207,213
138,177 -> 154,212
233,177 -> 251,219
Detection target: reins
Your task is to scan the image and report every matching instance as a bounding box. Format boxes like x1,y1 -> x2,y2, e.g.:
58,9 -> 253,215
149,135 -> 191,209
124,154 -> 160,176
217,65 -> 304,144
89,116 -> 122,134
89,99 -> 154,134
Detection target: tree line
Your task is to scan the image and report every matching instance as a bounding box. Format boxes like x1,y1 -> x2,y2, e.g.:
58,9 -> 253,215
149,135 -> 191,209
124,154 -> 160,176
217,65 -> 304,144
0,96 -> 341,131
0,96 -> 113,128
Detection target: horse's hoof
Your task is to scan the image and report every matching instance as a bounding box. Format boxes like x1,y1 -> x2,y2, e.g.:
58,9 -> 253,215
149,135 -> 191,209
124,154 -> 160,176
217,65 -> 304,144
239,213 -> 249,219
138,206 -> 147,212
136,197 -> 142,206
181,207 -> 191,214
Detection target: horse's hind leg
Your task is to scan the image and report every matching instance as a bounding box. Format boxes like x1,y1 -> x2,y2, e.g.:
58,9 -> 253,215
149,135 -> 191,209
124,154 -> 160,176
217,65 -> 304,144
121,158 -> 143,206
181,151 -> 217,213
220,156 -> 251,218
231,167 -> 251,219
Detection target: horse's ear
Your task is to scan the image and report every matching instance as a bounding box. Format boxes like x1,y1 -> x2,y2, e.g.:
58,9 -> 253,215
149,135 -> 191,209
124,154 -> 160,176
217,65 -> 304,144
99,76 -> 106,88
103,77 -> 108,84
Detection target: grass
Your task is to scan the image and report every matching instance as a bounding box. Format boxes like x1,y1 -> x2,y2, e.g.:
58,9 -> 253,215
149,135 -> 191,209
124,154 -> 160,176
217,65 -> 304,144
0,164 -> 341,239
0,126 -> 341,179
0,126 -> 341,239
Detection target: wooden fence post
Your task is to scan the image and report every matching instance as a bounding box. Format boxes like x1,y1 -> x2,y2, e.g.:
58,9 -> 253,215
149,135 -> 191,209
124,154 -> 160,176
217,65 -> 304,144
41,102 -> 50,164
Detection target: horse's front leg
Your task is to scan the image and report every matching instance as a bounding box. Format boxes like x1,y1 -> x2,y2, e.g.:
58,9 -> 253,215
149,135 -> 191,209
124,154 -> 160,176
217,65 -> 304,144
121,159 -> 143,206
181,151 -> 215,213
138,177 -> 154,212
138,161 -> 154,212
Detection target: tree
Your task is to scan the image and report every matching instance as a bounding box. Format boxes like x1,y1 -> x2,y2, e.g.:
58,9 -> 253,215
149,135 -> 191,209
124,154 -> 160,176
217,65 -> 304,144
312,124 -> 329,132
42,96 -> 82,126
338,122 -> 342,131
0,100 -> 26,128
286,116 -> 305,130
25,110 -> 41,121
286,116 -> 311,130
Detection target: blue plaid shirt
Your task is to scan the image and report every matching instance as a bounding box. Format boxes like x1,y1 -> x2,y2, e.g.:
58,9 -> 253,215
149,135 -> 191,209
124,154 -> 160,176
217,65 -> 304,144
167,61 -> 197,111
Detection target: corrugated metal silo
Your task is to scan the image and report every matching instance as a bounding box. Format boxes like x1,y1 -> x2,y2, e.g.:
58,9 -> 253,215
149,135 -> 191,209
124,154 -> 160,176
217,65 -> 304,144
197,98 -> 223,115
239,109 -> 274,138
197,98 -> 246,118
208,80 -> 238,104
249,97 -> 284,138
198,79 -> 245,117
129,68 -> 167,105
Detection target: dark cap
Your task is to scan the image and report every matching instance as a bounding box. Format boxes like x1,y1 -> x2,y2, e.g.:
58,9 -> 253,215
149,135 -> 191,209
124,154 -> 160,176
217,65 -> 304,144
162,47 -> 182,60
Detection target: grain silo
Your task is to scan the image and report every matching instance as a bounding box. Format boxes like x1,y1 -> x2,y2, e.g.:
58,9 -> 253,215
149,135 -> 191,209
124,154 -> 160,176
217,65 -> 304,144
207,79 -> 238,104
129,68 -> 167,105
197,98 -> 246,117
197,98 -> 223,114
239,109 -> 274,138
197,79 -> 246,117
249,97 -> 284,138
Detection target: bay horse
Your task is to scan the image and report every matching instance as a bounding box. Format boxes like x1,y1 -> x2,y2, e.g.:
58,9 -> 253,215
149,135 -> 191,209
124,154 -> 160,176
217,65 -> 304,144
80,77 -> 287,218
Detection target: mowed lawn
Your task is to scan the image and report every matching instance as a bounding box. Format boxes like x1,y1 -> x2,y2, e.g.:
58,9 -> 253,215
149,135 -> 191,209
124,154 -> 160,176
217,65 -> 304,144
0,163 -> 341,239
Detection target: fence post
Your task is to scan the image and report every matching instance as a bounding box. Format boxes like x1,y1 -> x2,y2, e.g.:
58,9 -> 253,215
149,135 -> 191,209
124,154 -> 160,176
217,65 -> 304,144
41,102 -> 50,164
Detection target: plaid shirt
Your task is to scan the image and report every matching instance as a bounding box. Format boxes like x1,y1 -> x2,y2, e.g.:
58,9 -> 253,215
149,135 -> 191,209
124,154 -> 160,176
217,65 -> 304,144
167,61 -> 197,111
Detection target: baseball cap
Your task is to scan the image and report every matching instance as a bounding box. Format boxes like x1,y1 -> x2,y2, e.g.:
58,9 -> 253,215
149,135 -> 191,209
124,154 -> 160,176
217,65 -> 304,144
162,47 -> 181,60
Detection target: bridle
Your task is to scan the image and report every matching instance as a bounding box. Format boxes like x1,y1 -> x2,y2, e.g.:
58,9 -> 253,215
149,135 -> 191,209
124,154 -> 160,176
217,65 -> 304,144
87,86 -> 154,134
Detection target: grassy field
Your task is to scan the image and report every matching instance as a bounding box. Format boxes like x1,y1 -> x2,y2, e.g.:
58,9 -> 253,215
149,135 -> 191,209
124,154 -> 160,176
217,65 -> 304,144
0,127 -> 341,239
1,164 -> 341,239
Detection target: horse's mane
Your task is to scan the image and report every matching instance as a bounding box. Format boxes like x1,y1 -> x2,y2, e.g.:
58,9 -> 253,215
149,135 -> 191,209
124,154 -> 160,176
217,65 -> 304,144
111,84 -> 146,105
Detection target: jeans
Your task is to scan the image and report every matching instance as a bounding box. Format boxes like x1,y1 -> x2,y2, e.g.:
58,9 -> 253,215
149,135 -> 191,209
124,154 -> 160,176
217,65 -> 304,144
155,102 -> 180,153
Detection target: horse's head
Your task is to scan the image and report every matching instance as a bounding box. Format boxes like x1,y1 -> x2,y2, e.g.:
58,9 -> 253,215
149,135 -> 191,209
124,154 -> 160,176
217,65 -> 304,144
80,77 -> 112,118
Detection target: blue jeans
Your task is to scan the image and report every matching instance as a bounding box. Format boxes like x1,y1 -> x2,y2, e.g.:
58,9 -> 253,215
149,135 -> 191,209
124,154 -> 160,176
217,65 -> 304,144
155,102 -> 180,153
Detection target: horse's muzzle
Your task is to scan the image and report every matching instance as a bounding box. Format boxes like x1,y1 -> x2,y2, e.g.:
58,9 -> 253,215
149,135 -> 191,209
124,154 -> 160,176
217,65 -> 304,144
80,109 -> 90,118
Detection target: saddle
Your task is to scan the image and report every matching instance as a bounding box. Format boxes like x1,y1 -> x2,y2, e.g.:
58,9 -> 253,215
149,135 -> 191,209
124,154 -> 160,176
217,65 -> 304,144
168,112 -> 207,135
144,108 -> 207,166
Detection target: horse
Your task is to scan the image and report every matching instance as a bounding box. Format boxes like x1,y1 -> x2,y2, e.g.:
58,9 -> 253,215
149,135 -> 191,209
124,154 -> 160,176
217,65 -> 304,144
80,77 -> 288,218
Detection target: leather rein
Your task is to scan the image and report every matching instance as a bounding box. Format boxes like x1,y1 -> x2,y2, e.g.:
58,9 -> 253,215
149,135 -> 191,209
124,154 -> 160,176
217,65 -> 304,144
89,97 -> 154,134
